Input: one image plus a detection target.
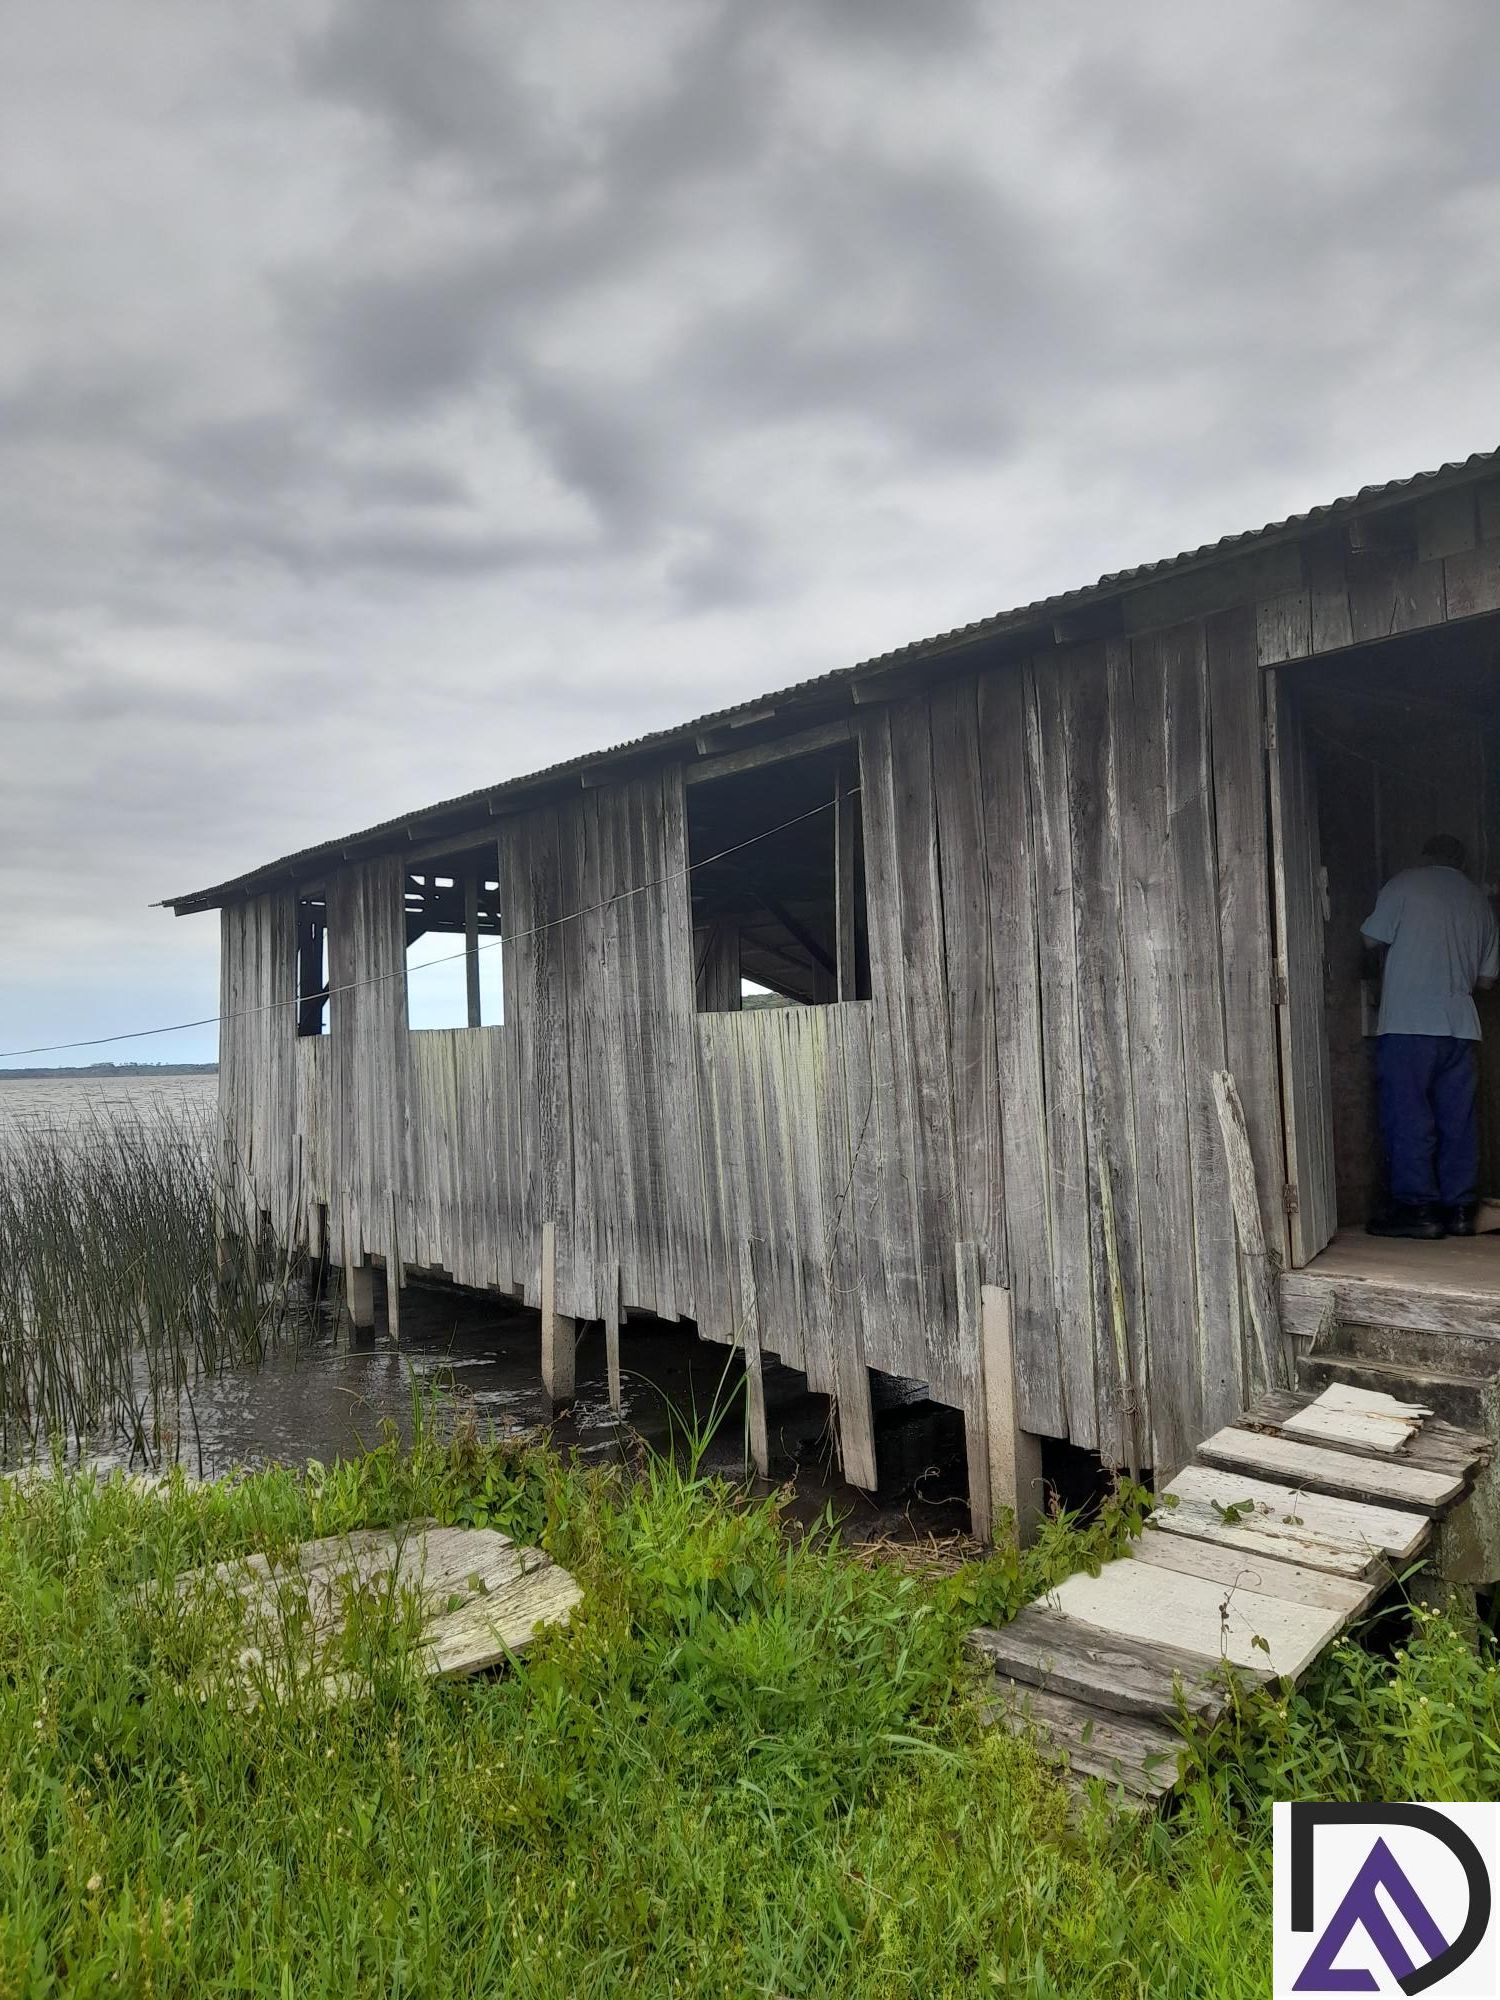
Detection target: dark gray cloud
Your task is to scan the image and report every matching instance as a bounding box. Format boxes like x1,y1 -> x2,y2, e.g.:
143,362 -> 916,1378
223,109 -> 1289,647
2,0 -> 1500,1056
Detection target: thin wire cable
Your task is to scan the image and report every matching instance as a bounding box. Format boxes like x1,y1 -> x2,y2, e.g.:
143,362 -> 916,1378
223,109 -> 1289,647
0,787 -> 862,1061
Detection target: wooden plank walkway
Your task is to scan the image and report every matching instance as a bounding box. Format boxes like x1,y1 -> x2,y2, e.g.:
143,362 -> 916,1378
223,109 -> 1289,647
969,1386 -> 1491,1803
177,1522 -> 583,1701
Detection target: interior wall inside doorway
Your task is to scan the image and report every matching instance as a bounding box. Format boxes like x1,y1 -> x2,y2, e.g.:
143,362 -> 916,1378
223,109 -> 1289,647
1300,626 -> 1500,1225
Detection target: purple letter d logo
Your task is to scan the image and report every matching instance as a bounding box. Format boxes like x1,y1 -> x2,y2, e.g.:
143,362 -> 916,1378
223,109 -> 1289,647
1290,1805 -> 1491,1995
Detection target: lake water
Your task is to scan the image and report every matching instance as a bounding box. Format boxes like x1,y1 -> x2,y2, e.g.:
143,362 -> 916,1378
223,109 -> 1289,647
0,1075 -> 968,1539
0,1072 -> 218,1135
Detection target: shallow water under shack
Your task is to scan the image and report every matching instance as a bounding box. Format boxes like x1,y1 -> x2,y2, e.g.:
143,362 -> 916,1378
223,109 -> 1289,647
23,1275 -> 975,1547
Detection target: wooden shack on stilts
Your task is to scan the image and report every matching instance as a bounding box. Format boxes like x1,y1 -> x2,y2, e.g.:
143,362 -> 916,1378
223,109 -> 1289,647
167,449 -> 1500,1537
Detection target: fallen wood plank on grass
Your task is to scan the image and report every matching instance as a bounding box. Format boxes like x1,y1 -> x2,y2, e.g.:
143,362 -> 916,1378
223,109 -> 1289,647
176,1522 -> 583,1698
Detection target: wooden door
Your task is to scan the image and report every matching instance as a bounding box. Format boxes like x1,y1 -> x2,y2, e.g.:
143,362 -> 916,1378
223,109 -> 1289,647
1267,669 -> 1337,1265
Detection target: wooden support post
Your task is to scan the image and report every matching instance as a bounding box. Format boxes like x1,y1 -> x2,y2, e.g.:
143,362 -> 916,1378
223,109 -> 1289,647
1212,1069 -> 1289,1390
310,1203 -> 331,1296
386,1190 -> 403,1344
738,1239 -> 770,1477
463,874 -> 482,1028
833,1354 -> 877,1492
212,1187 -> 229,1285
980,1281 -> 1043,1546
540,1221 -> 575,1408
346,1259 -> 377,1332
956,1242 -> 993,1539
604,1264 -> 623,1415
834,753 -> 857,1001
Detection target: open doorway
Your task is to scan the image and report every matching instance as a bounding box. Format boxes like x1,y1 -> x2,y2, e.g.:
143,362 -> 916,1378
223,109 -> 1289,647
1285,617 -> 1500,1273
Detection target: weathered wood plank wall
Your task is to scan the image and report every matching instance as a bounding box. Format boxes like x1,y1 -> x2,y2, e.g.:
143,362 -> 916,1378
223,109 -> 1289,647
220,647 -> 1279,1473
219,479 -> 1500,1480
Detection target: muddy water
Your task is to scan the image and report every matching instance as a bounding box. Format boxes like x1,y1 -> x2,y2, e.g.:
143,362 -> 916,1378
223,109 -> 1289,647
191,1281 -> 969,1539
62,1278 -> 970,1541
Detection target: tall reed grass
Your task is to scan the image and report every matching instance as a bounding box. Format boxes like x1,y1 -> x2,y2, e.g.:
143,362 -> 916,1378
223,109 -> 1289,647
0,1106 -> 314,1468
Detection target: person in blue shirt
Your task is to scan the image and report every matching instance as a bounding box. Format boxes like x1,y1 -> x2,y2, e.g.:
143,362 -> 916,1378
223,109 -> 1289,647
1362,835 -> 1499,1239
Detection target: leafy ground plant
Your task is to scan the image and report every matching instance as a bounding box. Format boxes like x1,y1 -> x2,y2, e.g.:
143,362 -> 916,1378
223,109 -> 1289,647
0,1421 -> 1495,1998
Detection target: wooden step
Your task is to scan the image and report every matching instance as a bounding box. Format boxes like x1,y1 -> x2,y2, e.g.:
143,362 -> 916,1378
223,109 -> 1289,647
1250,1388 -> 1490,1478
1128,1527 -> 1380,1617
967,1603 -> 1248,1722
1156,1465 -> 1432,1576
1278,1382 -> 1430,1455
977,1678 -> 1185,1802
1046,1552 -> 1348,1679
1281,1271 -> 1500,1343
1195,1424 -> 1462,1513
969,1383 -> 1490,1810
1298,1352 -> 1494,1434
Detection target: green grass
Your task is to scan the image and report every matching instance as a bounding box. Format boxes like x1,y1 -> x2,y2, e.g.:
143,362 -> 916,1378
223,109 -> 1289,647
1,1426 -> 1497,1998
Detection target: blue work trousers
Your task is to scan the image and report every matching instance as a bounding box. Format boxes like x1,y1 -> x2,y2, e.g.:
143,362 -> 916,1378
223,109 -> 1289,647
1376,1033 -> 1480,1210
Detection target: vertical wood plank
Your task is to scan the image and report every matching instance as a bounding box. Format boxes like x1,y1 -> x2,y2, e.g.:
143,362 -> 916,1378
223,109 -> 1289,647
540,1218 -> 575,1406
981,1282 -> 1043,1546
1116,631 -> 1200,1472
1064,641 -> 1143,1469
930,677 -> 1004,1291
1205,608 -> 1287,1274
1211,1069 -> 1287,1392
1255,591 -> 1312,665
1443,541 -> 1500,621
1305,533 -> 1354,655
855,707 -> 926,1345
463,874 -> 481,1028
738,1238 -> 770,1477
887,699 -> 962,1396
1027,660 -> 1098,1447
604,1262 -> 623,1415
834,754 -> 858,1003
978,665 -> 1064,1438
345,1259 -> 376,1330
1267,670 -> 1338,1266
1163,620 -> 1243,1441
955,1241 -> 991,1538
1346,551 -> 1446,642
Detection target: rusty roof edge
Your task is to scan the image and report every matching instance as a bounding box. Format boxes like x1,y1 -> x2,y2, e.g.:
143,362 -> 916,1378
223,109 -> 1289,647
162,445 -> 1499,913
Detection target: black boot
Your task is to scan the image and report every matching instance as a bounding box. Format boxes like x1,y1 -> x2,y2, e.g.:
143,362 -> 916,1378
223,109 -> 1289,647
1446,1204 -> 1479,1237
1367,1204 -> 1447,1240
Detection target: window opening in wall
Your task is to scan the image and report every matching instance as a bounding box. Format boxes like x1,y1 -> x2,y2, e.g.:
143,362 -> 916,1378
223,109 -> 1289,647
295,894 -> 329,1037
686,742 -> 869,1012
404,850 -> 504,1028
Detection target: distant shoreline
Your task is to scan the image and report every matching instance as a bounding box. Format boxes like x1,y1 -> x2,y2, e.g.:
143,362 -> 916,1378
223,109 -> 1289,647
0,1064 -> 219,1080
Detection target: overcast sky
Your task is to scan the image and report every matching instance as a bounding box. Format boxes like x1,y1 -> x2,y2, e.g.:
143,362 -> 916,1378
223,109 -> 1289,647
3,1 -> 1500,1062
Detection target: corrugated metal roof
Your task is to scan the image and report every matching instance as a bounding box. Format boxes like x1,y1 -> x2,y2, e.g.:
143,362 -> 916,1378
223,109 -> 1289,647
165,446 -> 1499,912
